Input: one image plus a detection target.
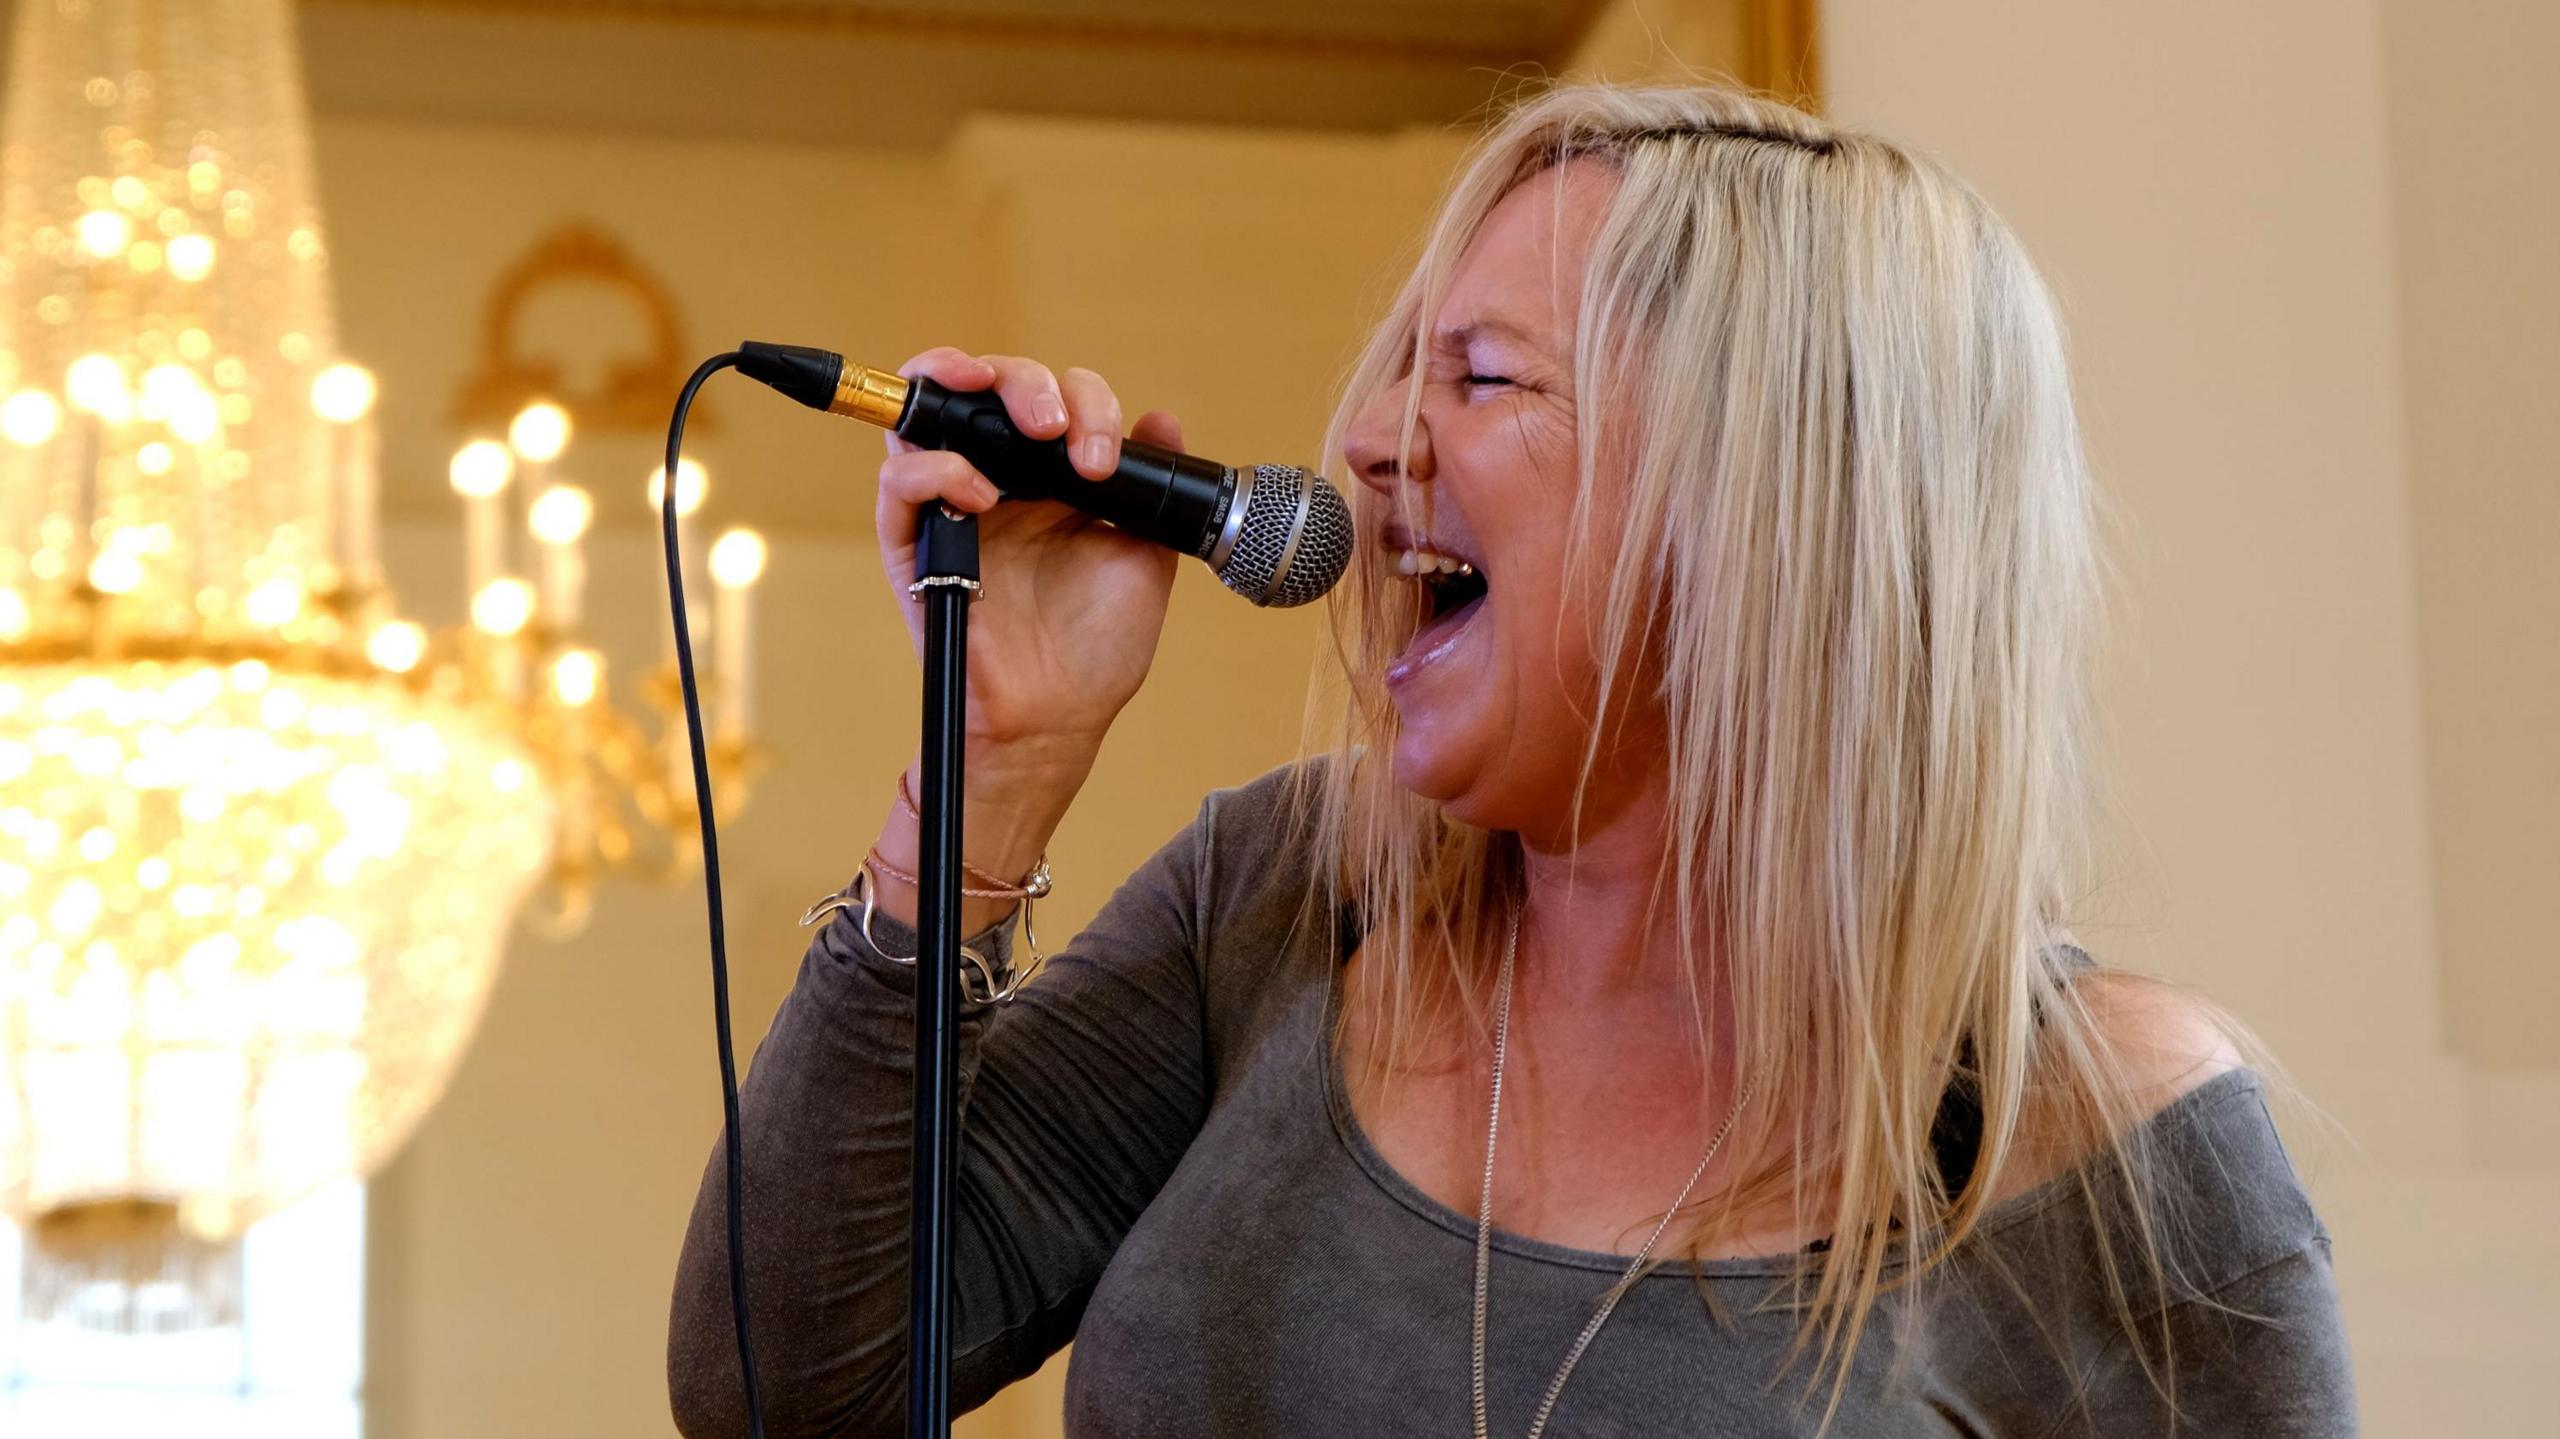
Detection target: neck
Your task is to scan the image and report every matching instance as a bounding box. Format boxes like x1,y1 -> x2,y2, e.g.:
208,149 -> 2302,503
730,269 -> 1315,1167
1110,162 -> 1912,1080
1513,762 -> 1700,1004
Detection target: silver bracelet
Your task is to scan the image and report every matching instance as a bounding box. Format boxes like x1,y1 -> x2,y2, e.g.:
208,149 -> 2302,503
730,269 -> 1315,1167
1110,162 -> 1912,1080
798,866 -> 1040,1004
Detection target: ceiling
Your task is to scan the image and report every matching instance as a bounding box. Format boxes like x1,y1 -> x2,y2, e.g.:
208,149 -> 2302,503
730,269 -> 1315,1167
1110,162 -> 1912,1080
294,0 -> 1615,144
554,0 -> 1588,54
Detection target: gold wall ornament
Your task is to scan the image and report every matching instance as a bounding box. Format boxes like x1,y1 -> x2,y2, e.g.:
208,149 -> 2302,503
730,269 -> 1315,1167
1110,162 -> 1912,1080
1740,0 -> 1824,112
440,224 -> 769,936
450,221 -> 711,435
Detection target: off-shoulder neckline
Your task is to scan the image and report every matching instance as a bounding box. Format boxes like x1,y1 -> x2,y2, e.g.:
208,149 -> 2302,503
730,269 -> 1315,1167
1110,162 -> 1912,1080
1314,952 -> 2267,1281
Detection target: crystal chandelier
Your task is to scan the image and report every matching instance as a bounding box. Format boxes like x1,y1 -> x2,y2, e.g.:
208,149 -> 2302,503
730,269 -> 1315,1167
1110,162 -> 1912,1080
0,0 -> 761,1331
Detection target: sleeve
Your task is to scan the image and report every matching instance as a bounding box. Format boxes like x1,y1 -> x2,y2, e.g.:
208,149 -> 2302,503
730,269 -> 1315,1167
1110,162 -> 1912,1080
667,796 -> 1215,1439
2066,1237 -> 2357,1437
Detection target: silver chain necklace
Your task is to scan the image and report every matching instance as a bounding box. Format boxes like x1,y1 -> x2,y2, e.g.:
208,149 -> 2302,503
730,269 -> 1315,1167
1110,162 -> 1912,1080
1470,907 -> 1759,1439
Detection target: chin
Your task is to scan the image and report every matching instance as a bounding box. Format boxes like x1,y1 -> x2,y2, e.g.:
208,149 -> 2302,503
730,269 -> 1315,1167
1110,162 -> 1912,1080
1390,720 -> 1465,800
1389,723 -> 1510,830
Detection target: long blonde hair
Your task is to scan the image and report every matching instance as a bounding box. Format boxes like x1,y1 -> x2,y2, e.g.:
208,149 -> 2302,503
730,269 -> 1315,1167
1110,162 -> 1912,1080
1300,82 -> 2164,1415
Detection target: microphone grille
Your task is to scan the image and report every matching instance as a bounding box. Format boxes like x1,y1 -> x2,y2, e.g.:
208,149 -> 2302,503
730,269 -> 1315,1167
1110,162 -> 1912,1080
1217,465 -> 1354,609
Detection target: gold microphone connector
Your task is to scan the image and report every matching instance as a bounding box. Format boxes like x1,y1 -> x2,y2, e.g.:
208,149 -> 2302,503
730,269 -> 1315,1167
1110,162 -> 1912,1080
734,341 -> 913,429
829,363 -> 911,429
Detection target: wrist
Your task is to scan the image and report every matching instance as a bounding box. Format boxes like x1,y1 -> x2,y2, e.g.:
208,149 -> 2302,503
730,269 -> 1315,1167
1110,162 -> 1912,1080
904,736 -> 1094,881
963,726 -> 1106,782
870,780 -> 1052,941
963,731 -> 1100,817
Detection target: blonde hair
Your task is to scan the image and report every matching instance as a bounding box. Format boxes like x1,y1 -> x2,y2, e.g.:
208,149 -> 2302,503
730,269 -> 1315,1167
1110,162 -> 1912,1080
1299,82 -> 2169,1417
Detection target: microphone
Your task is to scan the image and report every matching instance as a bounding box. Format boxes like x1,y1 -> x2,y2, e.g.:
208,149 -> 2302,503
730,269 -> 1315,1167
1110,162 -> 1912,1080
734,340 -> 1352,608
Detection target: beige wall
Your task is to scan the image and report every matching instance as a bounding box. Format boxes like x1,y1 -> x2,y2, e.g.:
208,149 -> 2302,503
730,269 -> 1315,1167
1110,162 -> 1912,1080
2379,0 -> 2560,1072
332,3 -> 2553,1436
1825,0 -> 2446,1105
1604,2 -> 2558,1431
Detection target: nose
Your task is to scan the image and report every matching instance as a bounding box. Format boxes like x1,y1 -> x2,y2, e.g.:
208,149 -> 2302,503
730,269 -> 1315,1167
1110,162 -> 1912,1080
1342,375 -> 1434,497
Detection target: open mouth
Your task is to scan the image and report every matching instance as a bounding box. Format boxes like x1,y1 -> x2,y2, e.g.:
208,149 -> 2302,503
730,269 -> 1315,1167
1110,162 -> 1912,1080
1388,544 -> 1489,682
1418,560 -> 1489,624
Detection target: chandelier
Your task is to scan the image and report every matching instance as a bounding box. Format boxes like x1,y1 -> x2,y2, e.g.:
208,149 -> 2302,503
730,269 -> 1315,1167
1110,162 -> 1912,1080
444,221 -> 771,934
0,0 -> 762,1330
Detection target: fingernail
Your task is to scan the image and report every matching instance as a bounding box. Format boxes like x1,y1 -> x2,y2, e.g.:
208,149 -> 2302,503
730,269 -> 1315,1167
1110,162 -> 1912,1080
1031,393 -> 1066,431
1077,436 -> 1112,474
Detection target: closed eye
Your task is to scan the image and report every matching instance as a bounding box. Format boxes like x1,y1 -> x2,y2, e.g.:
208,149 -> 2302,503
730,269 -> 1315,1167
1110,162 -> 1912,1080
1463,374 -> 1514,390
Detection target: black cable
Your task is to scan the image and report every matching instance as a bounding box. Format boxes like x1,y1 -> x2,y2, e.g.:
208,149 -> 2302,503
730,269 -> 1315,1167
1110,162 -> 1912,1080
663,351 -> 765,1439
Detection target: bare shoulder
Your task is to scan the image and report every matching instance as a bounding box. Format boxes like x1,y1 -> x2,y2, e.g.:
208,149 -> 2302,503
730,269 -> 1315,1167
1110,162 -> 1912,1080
2065,968 -> 2248,1113
2012,971 -> 2330,1309
1988,969 -> 2250,1204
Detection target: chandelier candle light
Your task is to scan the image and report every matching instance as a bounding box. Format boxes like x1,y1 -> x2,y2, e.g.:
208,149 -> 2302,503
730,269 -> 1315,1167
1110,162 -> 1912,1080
0,0 -> 765,1332
442,406 -> 766,852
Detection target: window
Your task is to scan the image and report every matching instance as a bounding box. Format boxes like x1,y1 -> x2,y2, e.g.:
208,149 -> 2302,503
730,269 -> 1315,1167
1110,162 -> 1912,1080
0,1182 -> 363,1437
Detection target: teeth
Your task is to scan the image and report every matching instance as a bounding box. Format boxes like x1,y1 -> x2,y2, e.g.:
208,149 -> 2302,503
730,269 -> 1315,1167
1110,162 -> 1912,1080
1391,549 -> 1476,578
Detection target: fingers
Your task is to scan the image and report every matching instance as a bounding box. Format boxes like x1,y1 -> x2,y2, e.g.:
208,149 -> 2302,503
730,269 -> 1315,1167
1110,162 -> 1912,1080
1129,408 -> 1184,454
968,354 -> 1070,453
897,346 -> 999,390
885,351 -> 1067,460
1057,367 -> 1125,480
889,349 -> 1137,483
887,349 -> 998,456
875,449 -> 1001,561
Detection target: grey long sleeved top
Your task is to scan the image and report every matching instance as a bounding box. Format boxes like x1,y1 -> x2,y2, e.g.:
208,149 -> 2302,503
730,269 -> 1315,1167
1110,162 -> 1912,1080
669,763 -> 2355,1437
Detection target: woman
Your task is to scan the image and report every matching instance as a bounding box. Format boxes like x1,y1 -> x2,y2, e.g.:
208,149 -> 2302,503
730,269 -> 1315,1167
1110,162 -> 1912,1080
670,84 -> 2353,1436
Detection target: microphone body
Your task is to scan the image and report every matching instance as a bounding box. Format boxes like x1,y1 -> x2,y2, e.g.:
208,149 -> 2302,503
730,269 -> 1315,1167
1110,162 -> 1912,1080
736,340 -> 1350,608
898,378 -> 1236,560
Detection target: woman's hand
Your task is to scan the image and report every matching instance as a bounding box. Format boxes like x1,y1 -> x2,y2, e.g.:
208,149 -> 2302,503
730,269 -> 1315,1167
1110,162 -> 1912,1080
870,349 -> 1180,907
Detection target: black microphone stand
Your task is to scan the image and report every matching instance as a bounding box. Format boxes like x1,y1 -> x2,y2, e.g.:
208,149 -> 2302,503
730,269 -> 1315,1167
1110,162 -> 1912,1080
908,505 -> 977,1439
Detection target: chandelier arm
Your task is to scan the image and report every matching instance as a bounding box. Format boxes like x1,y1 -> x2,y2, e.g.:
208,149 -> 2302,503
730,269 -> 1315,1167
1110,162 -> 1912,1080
664,350 -> 768,1439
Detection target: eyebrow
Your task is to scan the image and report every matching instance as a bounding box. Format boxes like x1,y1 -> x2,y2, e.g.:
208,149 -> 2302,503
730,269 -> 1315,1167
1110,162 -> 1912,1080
1429,317 -> 1547,353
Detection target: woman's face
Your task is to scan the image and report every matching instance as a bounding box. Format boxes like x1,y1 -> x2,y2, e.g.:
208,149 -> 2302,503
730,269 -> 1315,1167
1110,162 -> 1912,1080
1345,159 -> 1656,839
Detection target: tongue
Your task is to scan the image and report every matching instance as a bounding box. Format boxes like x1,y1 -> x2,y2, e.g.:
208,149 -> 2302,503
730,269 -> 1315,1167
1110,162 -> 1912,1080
1408,589 -> 1485,658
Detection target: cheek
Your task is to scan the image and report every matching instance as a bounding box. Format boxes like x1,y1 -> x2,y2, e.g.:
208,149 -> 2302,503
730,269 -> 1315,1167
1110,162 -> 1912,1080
1456,416 -> 1607,702
1499,561 -> 1603,732
1485,520 -> 1657,760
